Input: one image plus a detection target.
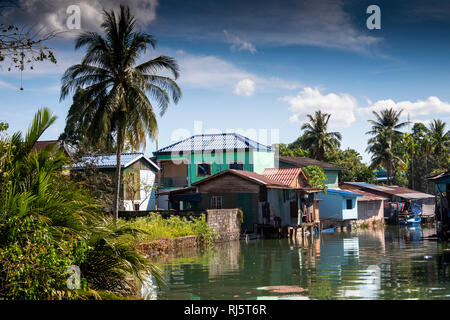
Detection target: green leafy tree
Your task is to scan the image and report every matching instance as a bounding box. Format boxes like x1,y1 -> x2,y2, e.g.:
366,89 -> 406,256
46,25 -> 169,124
60,6 -> 181,222
300,111 -> 342,161
302,165 -> 327,193
325,148 -> 375,183
0,3 -> 57,87
279,143 -> 309,157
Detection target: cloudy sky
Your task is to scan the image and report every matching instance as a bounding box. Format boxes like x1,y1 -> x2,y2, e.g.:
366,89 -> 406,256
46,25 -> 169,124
1,0 -> 450,163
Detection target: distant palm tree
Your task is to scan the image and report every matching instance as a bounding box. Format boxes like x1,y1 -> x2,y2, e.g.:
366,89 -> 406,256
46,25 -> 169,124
366,108 -> 408,184
60,6 -> 181,222
429,119 -> 449,166
301,110 -> 342,160
366,129 -> 404,184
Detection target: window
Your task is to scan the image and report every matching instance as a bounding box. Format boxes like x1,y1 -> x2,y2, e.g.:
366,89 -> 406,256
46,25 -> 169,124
197,163 -> 211,176
211,196 -> 223,209
346,199 -> 353,210
229,162 -> 244,170
283,189 -> 290,202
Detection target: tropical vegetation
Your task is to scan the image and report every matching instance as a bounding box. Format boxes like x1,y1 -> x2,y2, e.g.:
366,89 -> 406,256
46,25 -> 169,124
300,110 -> 342,161
284,108 -> 449,190
128,214 -> 218,247
0,108 -> 163,299
60,5 -> 181,222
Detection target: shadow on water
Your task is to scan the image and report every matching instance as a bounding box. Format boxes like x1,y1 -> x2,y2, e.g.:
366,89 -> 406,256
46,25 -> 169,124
148,226 -> 450,300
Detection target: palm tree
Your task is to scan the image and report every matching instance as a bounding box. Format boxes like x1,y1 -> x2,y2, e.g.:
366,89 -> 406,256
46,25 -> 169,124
300,110 -> 342,160
60,6 -> 181,222
429,119 -> 449,163
366,108 -> 408,184
366,129 -> 405,185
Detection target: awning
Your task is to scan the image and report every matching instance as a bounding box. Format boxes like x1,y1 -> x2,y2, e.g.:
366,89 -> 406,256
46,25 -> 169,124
169,193 -> 202,202
397,193 -> 435,200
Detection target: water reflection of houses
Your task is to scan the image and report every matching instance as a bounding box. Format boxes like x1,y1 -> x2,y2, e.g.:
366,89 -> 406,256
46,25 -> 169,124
208,241 -> 240,278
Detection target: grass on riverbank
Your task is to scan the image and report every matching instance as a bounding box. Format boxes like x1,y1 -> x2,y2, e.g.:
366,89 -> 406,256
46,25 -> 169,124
127,213 -> 218,246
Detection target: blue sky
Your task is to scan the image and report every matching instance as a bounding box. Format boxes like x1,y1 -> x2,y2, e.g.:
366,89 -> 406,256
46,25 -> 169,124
1,0 -> 450,163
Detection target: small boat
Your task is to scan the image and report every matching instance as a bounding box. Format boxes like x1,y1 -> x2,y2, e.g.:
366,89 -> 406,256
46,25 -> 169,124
321,227 -> 336,233
400,217 -> 421,225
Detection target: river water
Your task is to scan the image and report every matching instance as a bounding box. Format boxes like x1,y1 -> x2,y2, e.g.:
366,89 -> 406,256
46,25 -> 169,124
149,226 -> 450,300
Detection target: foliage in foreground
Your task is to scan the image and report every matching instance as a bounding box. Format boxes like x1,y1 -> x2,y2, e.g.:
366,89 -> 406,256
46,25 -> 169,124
128,213 -> 218,247
0,108 -> 161,299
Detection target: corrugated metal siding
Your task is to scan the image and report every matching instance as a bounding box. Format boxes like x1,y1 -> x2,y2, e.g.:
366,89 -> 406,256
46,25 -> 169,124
74,153 -> 143,168
422,197 -> 436,217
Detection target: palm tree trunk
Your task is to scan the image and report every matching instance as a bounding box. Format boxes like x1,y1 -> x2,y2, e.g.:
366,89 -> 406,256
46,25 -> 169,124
113,119 -> 124,223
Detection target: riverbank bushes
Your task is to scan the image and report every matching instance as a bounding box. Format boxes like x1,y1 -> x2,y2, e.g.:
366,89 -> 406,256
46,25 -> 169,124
128,213 -> 218,247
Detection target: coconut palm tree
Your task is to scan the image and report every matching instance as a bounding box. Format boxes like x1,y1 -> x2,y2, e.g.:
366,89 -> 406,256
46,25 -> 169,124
366,130 -> 405,185
429,119 -> 449,163
366,108 -> 408,139
60,6 -> 181,222
366,108 -> 408,184
300,110 -> 342,160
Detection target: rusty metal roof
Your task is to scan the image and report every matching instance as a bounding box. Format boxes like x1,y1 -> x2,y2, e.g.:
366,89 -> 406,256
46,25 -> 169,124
341,182 -> 435,199
32,140 -> 72,158
261,167 -> 305,186
191,169 -> 287,188
340,186 -> 388,201
279,156 -> 343,170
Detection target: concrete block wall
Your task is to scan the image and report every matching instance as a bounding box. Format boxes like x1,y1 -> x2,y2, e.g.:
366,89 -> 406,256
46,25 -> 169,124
206,208 -> 242,242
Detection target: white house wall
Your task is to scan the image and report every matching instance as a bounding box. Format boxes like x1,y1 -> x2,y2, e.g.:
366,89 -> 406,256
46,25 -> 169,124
342,197 -> 358,220
122,169 -> 156,211
141,169 -> 156,210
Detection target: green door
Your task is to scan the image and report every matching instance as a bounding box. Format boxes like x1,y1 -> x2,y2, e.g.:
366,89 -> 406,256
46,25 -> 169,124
238,193 -> 255,233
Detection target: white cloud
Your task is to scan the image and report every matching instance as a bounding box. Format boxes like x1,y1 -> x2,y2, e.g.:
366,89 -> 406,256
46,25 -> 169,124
361,96 -> 450,116
281,87 -> 358,128
223,30 -> 257,54
175,52 -> 300,95
153,0 -> 382,55
4,0 -> 158,37
234,79 -> 255,96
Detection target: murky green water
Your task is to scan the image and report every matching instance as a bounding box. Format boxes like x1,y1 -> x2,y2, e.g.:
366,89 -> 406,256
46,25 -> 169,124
151,226 -> 450,300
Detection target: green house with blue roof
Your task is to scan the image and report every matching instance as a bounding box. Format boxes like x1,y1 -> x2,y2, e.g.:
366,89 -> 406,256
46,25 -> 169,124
153,133 -> 275,209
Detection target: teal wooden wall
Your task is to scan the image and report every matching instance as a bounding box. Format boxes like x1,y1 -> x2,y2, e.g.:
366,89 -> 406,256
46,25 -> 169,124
158,150 -> 276,185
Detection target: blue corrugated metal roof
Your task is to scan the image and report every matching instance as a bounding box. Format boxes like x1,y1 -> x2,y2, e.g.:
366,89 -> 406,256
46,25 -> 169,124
326,188 -> 363,197
72,153 -> 159,170
154,133 -> 272,154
